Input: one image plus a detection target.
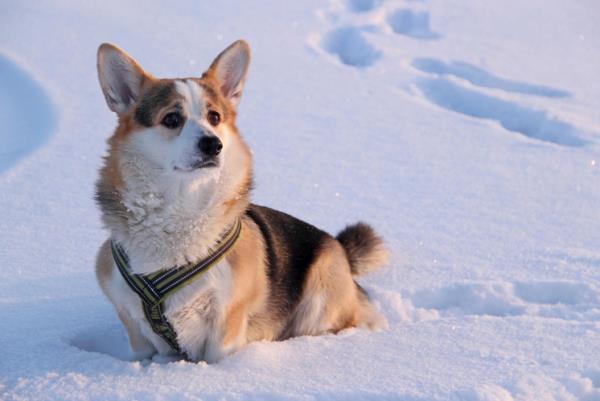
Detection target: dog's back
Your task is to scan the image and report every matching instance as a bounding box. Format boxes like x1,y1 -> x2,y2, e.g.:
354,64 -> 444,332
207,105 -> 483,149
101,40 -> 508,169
245,204 -> 388,340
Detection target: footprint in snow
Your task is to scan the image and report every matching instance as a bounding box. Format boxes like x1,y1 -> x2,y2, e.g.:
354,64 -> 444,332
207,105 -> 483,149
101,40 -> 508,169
416,78 -> 588,147
410,282 -> 526,317
315,0 -> 385,68
513,281 -> 599,306
0,54 -> 56,173
409,280 -> 600,320
315,0 -> 443,69
346,0 -> 382,13
322,26 -> 382,68
412,58 -> 570,98
387,9 -> 441,39
316,0 -> 588,149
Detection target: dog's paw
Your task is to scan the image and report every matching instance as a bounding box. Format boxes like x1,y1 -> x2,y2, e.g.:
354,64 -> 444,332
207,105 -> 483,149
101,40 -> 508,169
361,307 -> 389,331
132,348 -> 157,361
151,353 -> 184,364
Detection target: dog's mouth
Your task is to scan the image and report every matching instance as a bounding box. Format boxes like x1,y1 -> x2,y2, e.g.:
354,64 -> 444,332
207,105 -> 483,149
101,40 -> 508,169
174,159 -> 219,172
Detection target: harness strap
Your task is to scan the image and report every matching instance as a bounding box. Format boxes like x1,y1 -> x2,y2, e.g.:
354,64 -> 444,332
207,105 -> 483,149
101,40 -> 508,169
111,219 -> 242,355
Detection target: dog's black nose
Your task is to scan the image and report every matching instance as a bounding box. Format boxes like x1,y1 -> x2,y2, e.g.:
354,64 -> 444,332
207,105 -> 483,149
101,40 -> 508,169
198,136 -> 223,156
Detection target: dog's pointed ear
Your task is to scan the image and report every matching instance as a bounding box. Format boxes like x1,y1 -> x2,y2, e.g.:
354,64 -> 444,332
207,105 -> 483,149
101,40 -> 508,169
97,43 -> 149,114
205,40 -> 251,107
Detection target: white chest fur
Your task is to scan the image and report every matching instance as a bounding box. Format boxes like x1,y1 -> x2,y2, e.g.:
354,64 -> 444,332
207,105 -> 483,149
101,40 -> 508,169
115,147 -> 227,275
106,256 -> 234,362
103,135 -> 246,361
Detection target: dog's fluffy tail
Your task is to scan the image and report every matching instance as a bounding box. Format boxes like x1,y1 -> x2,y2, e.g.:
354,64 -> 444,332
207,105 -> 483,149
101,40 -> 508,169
336,222 -> 389,276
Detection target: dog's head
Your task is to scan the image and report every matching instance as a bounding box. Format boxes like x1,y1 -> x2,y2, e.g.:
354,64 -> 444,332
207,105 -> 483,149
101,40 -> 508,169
97,40 -> 251,180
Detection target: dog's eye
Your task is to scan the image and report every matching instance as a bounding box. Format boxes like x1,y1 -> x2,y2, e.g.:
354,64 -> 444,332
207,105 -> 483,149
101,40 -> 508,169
207,110 -> 221,127
161,112 -> 184,129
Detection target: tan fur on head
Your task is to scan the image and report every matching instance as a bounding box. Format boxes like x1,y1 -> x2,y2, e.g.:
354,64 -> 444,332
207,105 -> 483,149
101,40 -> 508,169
95,40 -> 254,274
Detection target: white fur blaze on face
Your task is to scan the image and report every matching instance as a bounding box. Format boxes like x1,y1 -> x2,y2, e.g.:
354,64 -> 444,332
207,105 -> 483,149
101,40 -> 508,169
172,80 -> 229,173
175,80 -> 203,118
124,80 -> 226,181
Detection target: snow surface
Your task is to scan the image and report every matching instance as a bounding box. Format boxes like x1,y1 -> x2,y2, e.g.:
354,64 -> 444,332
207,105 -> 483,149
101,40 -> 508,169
1,0 -> 600,400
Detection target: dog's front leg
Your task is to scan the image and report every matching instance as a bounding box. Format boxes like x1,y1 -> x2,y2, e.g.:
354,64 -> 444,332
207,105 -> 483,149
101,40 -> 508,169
117,309 -> 156,360
204,303 -> 248,363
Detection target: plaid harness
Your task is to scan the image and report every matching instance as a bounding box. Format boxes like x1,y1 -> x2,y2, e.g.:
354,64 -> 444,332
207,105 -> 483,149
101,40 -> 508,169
110,219 -> 242,355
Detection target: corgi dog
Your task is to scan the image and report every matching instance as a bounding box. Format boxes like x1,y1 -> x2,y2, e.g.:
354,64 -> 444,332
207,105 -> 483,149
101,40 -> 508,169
94,40 -> 389,363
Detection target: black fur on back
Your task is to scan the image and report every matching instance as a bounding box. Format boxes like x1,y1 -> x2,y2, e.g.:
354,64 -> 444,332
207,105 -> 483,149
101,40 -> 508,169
245,204 -> 329,319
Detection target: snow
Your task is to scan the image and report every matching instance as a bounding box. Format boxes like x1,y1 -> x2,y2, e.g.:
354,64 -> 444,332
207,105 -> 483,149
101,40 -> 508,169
0,54 -> 56,173
1,0 -> 599,400
387,9 -> 441,40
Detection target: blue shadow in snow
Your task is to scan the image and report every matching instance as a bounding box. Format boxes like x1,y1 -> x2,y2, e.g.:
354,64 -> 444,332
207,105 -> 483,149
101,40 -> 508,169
417,78 -> 587,147
413,58 -> 570,98
0,54 -> 57,173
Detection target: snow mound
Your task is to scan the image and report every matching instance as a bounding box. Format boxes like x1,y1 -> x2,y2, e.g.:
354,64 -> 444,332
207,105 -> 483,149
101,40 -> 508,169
0,54 -> 56,173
